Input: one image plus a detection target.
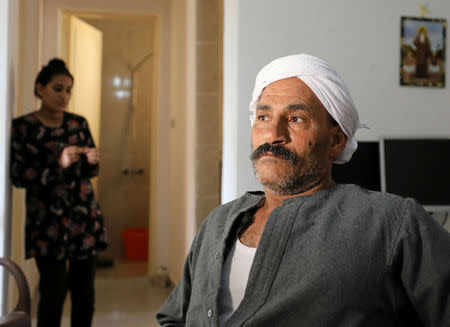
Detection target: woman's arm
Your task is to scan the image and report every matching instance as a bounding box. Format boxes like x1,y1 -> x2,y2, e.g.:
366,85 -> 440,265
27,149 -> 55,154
80,119 -> 99,178
10,120 -> 66,187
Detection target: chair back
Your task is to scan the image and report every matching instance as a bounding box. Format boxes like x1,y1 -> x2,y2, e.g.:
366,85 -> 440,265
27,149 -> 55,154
0,258 -> 31,327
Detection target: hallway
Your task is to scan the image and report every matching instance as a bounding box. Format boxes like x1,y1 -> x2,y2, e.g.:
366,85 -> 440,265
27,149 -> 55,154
31,261 -> 172,327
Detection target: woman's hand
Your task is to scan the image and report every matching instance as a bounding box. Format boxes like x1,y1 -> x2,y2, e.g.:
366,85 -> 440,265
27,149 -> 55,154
58,146 -> 85,168
83,148 -> 100,165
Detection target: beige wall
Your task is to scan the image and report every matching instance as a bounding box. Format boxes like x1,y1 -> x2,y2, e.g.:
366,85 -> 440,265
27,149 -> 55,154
167,0 -> 204,283
195,0 -> 222,230
83,16 -> 156,259
168,0 -> 192,283
168,0 -> 223,283
42,0 -> 171,275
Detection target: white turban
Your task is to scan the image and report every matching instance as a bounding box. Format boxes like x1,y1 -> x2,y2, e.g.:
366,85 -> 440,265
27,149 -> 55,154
249,54 -> 366,164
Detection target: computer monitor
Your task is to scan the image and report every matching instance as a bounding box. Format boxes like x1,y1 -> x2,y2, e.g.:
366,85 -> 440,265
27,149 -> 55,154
380,138 -> 450,211
332,141 -> 381,191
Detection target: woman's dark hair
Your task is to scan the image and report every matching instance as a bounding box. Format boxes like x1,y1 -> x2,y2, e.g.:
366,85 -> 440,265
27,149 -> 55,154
34,58 -> 74,98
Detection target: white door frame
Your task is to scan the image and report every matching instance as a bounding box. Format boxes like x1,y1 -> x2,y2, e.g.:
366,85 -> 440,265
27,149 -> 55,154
0,0 -> 13,315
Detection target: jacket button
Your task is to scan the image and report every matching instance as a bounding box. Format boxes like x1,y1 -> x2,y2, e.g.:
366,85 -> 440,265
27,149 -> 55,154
207,309 -> 213,317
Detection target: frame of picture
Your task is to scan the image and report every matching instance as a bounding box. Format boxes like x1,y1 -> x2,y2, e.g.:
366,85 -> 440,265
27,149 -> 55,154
400,16 -> 446,88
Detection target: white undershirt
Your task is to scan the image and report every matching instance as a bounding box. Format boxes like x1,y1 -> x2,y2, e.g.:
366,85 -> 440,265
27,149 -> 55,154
217,237 -> 257,326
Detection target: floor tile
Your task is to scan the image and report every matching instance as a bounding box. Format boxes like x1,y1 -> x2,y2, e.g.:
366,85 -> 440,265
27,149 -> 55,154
32,259 -> 172,327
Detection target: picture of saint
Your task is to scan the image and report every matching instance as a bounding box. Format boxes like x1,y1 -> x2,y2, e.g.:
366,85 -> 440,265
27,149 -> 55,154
400,17 -> 446,87
413,25 -> 432,78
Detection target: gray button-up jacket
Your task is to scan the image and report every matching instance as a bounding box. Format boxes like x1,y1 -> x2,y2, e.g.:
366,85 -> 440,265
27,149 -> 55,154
157,184 -> 450,326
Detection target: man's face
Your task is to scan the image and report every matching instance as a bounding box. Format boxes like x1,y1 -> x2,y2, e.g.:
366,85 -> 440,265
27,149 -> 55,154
250,77 -> 341,195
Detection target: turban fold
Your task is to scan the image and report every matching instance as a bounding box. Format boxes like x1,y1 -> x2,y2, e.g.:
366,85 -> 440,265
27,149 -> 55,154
249,54 -> 366,164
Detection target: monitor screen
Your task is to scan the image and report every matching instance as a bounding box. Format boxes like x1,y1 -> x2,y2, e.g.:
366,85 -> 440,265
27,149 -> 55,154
381,138 -> 450,208
332,141 -> 381,191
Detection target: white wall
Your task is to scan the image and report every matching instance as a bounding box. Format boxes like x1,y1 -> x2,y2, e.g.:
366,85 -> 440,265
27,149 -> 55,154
6,0 -> 43,313
0,0 -> 12,314
42,0 -> 172,274
222,0 -> 450,202
1,0 -> 42,314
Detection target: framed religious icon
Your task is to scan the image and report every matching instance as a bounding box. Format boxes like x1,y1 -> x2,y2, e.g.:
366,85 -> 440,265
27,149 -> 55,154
400,16 -> 446,88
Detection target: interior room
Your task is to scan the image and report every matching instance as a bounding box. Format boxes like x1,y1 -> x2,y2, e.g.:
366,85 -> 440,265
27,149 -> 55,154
0,0 -> 449,326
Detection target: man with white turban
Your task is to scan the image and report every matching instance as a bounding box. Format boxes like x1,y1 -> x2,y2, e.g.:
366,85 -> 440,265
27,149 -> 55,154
157,54 -> 450,327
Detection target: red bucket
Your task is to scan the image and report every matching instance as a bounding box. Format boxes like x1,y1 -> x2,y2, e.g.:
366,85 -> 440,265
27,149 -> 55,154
121,227 -> 149,261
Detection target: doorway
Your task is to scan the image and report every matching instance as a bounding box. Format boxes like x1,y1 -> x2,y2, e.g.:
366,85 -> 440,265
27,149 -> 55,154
60,11 -> 158,274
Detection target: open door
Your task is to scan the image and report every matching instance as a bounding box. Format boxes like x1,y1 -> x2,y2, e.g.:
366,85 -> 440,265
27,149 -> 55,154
66,16 -> 103,193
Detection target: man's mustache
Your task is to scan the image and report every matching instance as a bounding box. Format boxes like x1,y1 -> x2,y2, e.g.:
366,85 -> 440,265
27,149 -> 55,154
250,143 -> 298,164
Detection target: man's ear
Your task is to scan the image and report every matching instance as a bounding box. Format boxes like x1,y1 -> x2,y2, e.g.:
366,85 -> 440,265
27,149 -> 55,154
329,127 -> 347,159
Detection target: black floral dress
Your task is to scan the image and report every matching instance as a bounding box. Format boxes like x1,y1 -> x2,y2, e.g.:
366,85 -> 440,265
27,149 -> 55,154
10,112 -> 108,260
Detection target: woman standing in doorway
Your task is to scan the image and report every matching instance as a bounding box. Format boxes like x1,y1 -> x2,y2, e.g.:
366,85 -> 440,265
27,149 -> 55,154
10,58 -> 107,327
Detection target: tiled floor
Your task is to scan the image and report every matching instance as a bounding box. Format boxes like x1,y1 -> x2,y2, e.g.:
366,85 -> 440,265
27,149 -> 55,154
32,259 -> 173,327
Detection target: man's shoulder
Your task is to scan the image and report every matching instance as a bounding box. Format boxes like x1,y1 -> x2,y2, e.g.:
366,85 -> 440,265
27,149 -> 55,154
205,191 -> 264,221
192,191 -> 264,252
332,184 -> 422,218
336,183 -> 404,202
198,191 -> 264,230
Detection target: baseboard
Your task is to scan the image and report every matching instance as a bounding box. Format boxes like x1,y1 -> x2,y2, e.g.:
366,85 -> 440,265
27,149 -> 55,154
149,270 -> 174,288
168,271 -> 179,288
